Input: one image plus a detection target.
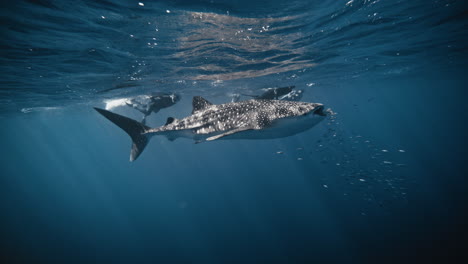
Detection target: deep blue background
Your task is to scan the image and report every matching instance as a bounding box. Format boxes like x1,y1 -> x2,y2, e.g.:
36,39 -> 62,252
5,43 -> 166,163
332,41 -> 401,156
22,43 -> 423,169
1,0 -> 467,263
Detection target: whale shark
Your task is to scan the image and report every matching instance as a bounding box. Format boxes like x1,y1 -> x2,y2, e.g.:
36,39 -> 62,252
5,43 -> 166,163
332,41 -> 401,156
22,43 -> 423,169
95,96 -> 326,161
253,86 -> 295,100
125,92 -> 180,124
230,86 -> 303,102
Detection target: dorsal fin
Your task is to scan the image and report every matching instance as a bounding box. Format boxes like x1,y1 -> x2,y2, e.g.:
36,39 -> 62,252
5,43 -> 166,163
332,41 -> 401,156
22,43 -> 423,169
165,117 -> 175,125
192,96 -> 213,114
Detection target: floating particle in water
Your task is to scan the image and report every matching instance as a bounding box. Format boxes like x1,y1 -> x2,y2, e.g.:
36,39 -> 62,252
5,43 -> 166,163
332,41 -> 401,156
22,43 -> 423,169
297,158 -> 303,161
211,80 -> 223,86
138,2 -> 144,6
306,83 -> 315,87
398,149 -> 406,153
359,179 -> 366,182
382,149 -> 388,152
297,147 -> 303,150
323,185 -> 328,188
166,10 -> 171,13
276,151 -> 283,154
178,201 -> 188,209
336,163 -> 341,166
383,161 -> 393,164
101,16 -> 106,19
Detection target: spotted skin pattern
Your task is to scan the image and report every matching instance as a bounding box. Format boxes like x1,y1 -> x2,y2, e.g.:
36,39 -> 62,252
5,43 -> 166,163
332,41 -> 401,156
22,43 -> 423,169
147,98 -> 323,138
94,97 -> 325,161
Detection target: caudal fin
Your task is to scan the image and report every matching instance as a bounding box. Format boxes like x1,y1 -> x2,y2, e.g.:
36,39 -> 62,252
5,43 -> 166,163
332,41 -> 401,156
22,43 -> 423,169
94,108 -> 151,161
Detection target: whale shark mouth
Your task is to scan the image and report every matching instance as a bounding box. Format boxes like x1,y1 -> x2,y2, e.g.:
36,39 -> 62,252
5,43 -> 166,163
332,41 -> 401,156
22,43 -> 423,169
313,105 -> 326,116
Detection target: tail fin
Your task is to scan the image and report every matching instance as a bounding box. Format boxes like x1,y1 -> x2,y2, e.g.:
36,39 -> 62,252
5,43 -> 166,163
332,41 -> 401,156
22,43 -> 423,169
94,108 -> 151,161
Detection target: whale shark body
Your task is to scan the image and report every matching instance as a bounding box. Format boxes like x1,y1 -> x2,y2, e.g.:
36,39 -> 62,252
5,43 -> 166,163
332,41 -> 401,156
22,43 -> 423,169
125,92 -> 180,124
230,86 -> 304,102
95,96 -> 326,161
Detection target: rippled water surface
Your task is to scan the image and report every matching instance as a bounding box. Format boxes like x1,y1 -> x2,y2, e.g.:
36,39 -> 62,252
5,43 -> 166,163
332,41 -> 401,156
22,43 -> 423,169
1,0 -> 467,263
1,0 -> 465,111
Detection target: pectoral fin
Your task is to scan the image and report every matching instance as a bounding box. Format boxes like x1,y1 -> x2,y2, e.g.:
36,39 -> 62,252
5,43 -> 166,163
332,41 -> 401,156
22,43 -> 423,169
206,127 -> 253,141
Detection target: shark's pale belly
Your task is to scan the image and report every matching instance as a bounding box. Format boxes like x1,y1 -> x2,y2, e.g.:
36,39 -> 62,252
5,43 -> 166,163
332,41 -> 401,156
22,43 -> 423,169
222,115 -> 325,140
163,114 -> 325,141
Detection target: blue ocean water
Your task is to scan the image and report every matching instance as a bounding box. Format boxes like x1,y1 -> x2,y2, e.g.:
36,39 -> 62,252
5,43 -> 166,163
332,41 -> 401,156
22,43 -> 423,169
1,0 -> 467,263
